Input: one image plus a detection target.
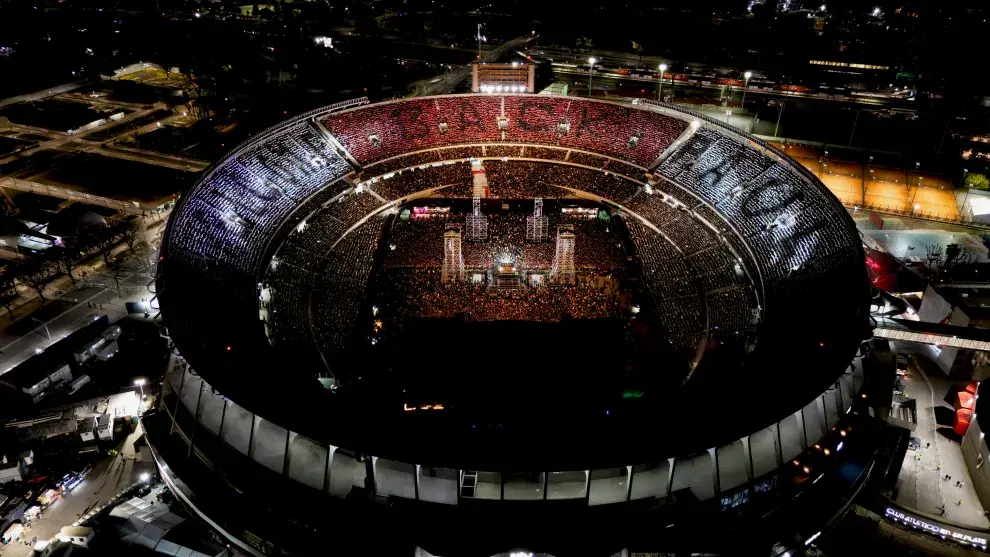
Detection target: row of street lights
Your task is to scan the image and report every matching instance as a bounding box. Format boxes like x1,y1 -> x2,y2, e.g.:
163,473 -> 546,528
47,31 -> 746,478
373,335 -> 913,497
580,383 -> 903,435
585,57 -> 753,109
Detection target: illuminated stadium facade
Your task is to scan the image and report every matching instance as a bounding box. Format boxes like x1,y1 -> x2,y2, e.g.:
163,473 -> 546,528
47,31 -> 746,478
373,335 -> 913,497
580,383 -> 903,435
150,94 -> 874,556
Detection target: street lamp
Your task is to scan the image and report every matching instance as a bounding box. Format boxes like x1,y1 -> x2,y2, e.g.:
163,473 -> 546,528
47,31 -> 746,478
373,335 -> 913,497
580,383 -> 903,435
587,57 -> 597,97
741,71 -> 752,109
774,100 -> 785,137
657,63 -> 668,101
134,379 -> 146,414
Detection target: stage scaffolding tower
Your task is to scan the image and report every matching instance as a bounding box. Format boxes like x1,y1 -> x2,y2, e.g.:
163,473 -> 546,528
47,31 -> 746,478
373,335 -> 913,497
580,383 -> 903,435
465,197 -> 488,242
442,227 -> 465,283
526,198 -> 549,242
551,225 -> 576,285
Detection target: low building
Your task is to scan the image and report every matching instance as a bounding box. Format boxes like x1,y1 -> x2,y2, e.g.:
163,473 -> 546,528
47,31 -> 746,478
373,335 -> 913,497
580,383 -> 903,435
67,375 -> 91,396
96,415 -> 112,441
0,316 -> 111,411
57,526 -> 94,547
73,324 -> 121,364
78,418 -> 96,442
0,454 -> 25,484
107,498 -> 228,556
0,359 -> 72,404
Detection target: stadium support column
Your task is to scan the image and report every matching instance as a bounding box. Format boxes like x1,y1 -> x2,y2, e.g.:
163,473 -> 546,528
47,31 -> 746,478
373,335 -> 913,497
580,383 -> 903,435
665,457 -> 676,496
187,382 -> 206,459
624,465 -> 633,501
528,64 -> 535,93
323,446 -> 336,495
741,436 -> 755,483
797,408 -> 808,449
772,422 -> 783,468
708,448 -> 720,497
414,464 -> 421,501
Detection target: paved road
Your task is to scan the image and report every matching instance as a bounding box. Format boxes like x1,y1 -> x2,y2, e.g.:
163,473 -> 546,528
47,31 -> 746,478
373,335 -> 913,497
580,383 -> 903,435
0,285 -> 151,374
0,424 -> 152,556
891,344 -> 990,528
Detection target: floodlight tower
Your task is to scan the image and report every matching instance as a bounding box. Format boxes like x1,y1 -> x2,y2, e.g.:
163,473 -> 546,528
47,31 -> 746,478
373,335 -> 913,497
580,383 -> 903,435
588,57 -> 597,97
741,71 -> 752,109
657,63 -> 668,101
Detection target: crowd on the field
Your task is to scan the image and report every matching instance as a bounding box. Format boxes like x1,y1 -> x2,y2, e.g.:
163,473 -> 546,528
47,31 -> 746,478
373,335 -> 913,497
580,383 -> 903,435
376,268 -> 618,323
383,212 -> 625,272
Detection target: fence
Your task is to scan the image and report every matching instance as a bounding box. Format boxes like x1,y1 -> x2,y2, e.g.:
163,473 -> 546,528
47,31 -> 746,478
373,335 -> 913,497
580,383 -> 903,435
848,203 -> 990,231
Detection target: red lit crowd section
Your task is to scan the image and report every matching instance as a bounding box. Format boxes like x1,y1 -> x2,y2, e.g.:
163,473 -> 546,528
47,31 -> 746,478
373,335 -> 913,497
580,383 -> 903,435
320,95 -> 688,167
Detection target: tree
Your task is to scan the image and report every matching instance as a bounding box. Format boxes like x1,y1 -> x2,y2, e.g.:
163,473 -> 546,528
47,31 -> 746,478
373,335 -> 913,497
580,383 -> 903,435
0,266 -> 19,316
51,246 -> 83,283
965,172 -> 990,191
15,257 -> 61,302
119,221 -> 142,252
106,257 -> 125,296
90,226 -> 120,266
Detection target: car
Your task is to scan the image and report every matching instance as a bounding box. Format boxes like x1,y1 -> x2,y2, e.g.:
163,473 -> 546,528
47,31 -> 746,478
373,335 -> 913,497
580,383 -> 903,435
908,434 -> 921,451
896,354 -> 910,373
904,256 -> 923,265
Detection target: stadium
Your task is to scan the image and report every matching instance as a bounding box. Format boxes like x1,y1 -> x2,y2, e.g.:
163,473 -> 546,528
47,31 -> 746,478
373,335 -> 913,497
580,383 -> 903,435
149,94 -> 875,555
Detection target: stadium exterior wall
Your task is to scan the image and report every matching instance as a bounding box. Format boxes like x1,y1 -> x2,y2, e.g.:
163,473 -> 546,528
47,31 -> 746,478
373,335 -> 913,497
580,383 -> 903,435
157,349 -> 867,507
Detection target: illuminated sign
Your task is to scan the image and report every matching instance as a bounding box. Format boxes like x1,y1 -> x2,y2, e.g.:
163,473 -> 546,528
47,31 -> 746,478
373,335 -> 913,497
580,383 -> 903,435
885,508 -> 988,546
403,403 -> 444,412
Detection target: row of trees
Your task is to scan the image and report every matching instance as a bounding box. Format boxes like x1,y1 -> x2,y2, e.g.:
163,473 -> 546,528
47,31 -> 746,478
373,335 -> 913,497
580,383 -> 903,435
0,220 -> 143,316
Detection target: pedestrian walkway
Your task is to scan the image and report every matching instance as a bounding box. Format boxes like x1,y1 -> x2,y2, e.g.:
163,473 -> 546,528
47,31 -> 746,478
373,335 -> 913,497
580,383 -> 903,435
893,352 -> 989,527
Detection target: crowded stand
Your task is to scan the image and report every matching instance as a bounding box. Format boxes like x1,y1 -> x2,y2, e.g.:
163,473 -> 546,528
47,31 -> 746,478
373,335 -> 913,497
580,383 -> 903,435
623,193 -> 718,255
361,151 -> 443,176
486,145 -> 523,158
604,160 -> 645,180
482,161 -> 566,199
320,95 -> 687,166
658,125 -> 859,287
568,151 -> 608,168
163,93 -> 863,404
365,161 -> 473,200
236,124 -> 353,196
307,222 -> 383,352
625,215 -> 710,350
438,145 -> 484,160
524,164 -> 641,201
499,96 -> 688,165
522,146 -> 568,161
706,287 -> 757,335
684,247 -> 745,294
